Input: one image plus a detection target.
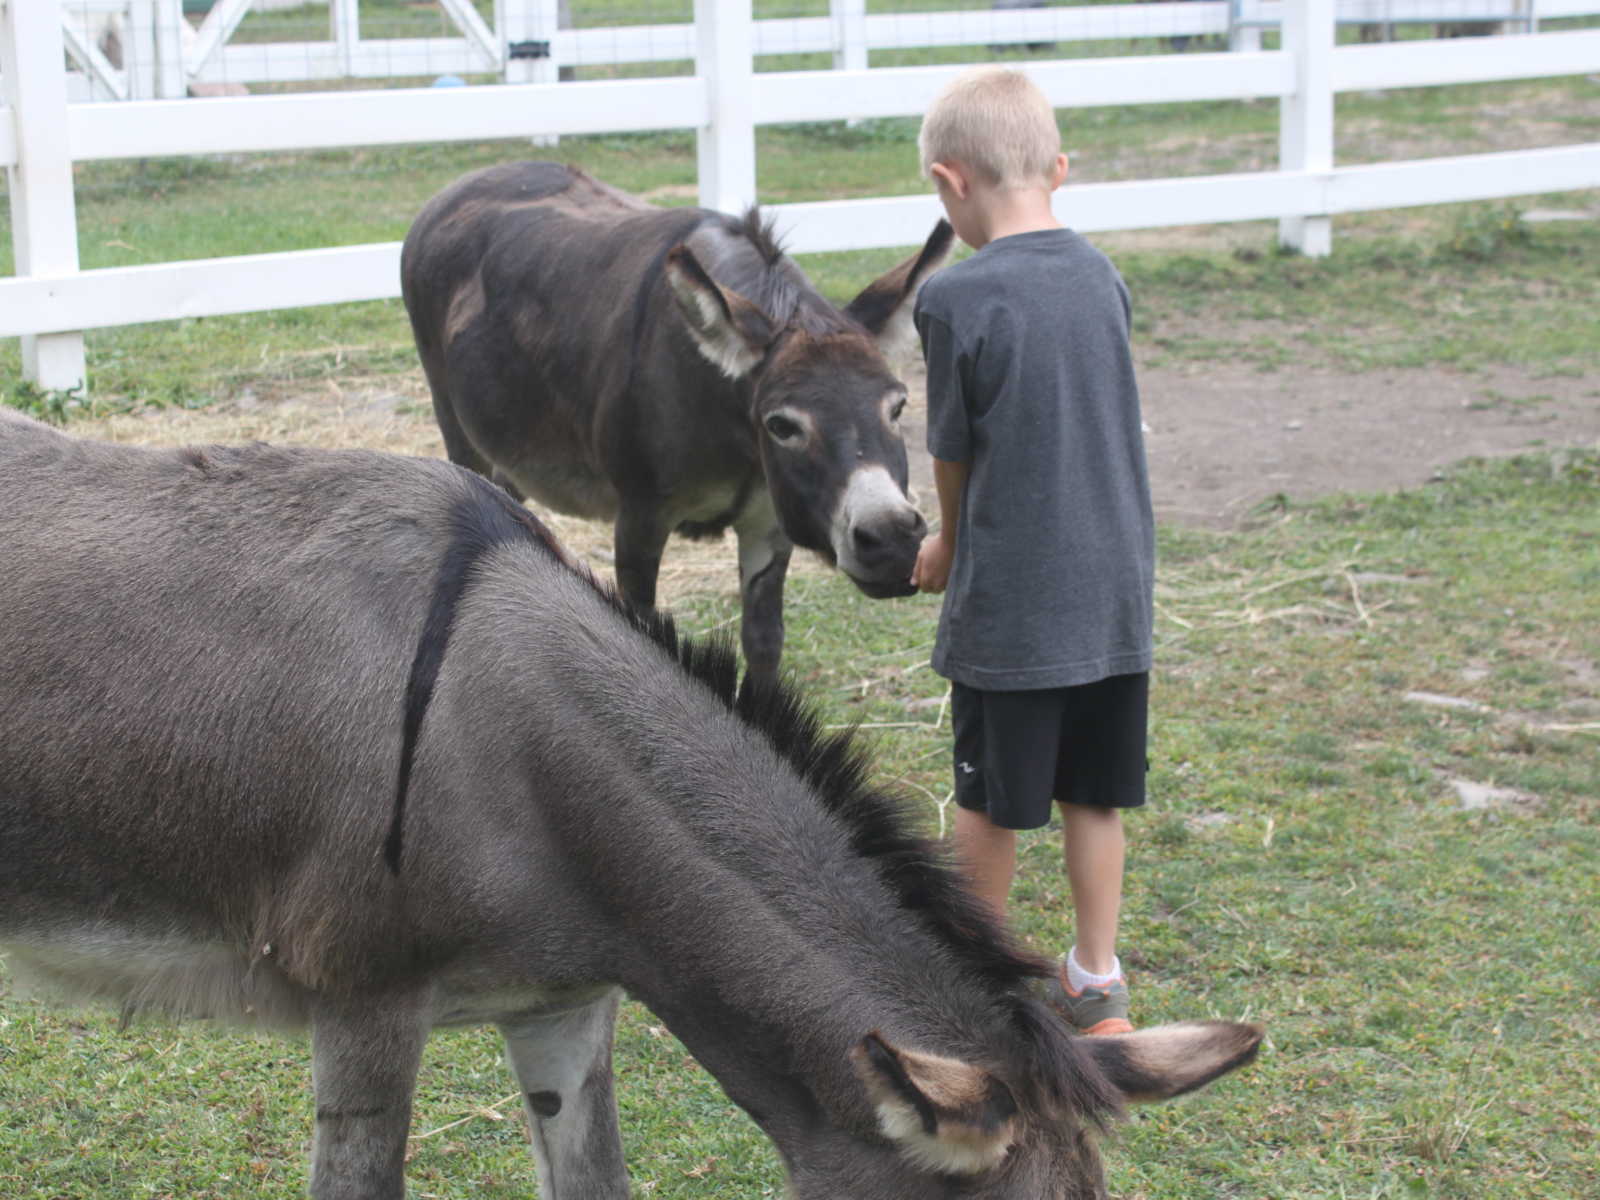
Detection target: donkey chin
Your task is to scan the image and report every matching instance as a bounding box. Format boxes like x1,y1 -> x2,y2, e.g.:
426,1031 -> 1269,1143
831,465 -> 927,599
849,571 -> 921,600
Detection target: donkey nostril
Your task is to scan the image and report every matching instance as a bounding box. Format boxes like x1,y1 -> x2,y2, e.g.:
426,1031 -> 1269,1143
854,511 -> 924,558
853,525 -> 883,553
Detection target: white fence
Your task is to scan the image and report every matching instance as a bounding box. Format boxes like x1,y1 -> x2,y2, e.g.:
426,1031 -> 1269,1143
54,0 -> 1557,98
4,0 -> 1600,392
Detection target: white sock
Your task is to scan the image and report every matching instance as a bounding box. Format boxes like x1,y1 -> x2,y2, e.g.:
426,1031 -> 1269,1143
1066,946 -> 1122,991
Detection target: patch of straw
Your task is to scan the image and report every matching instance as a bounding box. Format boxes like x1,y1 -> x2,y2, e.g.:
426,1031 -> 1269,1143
1154,553 -> 1405,644
74,391 -> 838,607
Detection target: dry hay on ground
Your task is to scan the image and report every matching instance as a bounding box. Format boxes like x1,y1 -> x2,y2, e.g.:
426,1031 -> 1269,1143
79,394 -> 831,608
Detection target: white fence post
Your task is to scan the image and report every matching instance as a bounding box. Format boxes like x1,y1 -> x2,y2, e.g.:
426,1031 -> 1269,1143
1279,0 -> 1334,255
501,0 -> 562,145
331,0 -> 360,80
153,0 -> 187,98
695,0 -> 758,214
833,0 -> 868,72
505,0 -> 566,86
1229,0 -> 1263,52
2,0 -> 87,393
502,0 -> 553,85
124,0 -> 159,100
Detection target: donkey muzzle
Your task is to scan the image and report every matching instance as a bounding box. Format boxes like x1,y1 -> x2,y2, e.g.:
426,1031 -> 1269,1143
833,468 -> 926,597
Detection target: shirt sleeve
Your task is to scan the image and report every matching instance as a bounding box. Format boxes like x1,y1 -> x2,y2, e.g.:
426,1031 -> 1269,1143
916,308 -> 972,463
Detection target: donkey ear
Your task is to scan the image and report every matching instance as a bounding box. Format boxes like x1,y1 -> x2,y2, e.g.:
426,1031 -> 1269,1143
850,1031 -> 1018,1176
664,244 -> 776,380
1080,1021 -> 1264,1103
842,219 -> 956,362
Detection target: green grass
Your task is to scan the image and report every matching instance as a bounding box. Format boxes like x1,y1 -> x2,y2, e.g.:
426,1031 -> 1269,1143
1121,205 -> 1600,374
3,450 -> 1597,1198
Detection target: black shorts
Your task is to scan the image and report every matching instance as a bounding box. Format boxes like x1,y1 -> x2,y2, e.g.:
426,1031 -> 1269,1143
950,672 -> 1148,831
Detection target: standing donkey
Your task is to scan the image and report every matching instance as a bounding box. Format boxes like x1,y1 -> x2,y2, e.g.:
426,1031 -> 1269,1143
0,412 -> 1261,1199
401,162 -> 951,685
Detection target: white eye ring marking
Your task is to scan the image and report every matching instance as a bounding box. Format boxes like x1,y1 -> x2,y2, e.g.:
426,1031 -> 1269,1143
763,407 -> 813,448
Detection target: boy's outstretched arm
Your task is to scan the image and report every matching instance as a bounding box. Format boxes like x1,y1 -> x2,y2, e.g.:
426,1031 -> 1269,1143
912,456 -> 970,593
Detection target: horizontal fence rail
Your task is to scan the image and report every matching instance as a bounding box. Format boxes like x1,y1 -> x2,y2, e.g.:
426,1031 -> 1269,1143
774,140 -> 1600,251
4,140 -> 1596,337
3,1 -> 1599,391
59,76 -> 710,162
1331,23 -> 1600,85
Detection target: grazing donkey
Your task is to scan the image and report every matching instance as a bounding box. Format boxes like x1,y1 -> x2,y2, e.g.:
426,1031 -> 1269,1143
401,162 -> 951,684
0,412 -> 1262,1200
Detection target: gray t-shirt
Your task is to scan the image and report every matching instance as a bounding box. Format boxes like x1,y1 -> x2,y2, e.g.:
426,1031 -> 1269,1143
915,227 -> 1154,690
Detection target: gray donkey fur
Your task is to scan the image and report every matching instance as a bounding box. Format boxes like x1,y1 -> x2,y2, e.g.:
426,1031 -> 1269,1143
0,411 -> 1261,1199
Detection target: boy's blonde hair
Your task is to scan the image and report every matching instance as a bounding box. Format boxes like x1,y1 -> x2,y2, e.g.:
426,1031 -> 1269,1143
918,66 -> 1061,187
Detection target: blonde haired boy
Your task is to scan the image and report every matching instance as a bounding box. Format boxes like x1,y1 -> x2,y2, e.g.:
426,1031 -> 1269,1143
918,63 -> 1064,189
910,67 -> 1154,1035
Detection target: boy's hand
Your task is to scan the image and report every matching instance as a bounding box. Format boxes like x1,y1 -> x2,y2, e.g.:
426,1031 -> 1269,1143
911,531 -> 955,594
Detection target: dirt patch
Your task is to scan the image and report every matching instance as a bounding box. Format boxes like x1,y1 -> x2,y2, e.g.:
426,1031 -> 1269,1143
895,356 -> 1600,530
1137,360 -> 1600,526
81,352 -> 1599,554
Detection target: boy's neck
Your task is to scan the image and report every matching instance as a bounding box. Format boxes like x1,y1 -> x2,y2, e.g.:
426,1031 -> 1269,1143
966,185 -> 1062,250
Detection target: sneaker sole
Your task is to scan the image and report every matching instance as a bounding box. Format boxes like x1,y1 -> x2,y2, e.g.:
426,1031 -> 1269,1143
1080,1017 -> 1135,1036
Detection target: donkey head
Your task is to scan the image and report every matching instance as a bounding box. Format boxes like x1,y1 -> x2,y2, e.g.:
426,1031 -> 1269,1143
664,218 -> 955,598
773,1020 -> 1263,1199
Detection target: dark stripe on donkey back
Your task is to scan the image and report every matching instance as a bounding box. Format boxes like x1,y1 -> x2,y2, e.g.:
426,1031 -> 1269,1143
386,479 -> 565,874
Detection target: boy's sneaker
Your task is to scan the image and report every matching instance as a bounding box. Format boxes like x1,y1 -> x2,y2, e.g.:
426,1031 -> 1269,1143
1045,960 -> 1134,1036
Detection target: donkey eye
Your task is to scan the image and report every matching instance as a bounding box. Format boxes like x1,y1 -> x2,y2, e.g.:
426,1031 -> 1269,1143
888,396 -> 907,422
765,413 -> 804,443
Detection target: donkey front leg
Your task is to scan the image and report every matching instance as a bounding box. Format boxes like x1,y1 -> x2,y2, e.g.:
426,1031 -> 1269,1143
735,498 -> 793,687
613,506 -> 672,616
308,989 -> 431,1200
500,990 -> 629,1199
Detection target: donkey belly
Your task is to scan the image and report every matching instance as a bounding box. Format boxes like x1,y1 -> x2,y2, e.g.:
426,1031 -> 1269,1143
429,981 -> 617,1029
499,447 -> 758,534
503,452 -> 620,521
450,389 -> 620,520
1,923 -> 311,1028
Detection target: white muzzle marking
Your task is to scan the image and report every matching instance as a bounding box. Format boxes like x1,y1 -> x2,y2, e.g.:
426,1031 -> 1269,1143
832,465 -> 915,578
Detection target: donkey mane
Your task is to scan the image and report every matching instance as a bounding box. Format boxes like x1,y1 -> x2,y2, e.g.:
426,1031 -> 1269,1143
611,594 -> 1121,1124
579,561 -> 1053,998
735,205 -> 787,269
692,208 -> 852,340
